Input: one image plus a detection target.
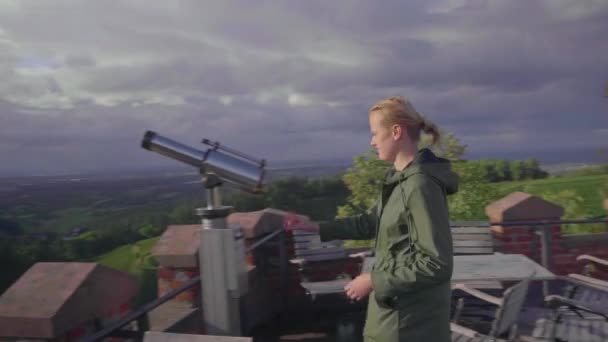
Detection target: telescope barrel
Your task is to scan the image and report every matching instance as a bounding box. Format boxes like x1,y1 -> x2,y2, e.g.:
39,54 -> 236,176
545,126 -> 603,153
142,131 -> 265,193
142,131 -> 206,168
202,138 -> 266,167
204,150 -> 265,193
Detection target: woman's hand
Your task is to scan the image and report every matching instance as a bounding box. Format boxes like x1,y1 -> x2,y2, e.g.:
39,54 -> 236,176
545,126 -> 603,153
344,273 -> 373,301
283,212 -> 320,233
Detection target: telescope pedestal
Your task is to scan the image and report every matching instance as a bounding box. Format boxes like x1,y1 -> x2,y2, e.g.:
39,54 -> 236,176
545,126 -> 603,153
196,182 -> 248,337
141,131 -> 265,337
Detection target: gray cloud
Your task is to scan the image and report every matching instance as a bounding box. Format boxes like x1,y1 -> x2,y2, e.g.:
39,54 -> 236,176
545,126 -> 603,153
0,0 -> 607,176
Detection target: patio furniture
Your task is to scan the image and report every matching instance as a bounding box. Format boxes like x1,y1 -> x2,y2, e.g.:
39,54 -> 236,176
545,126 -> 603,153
293,224 -> 501,298
451,254 -> 555,283
577,254 -> 608,280
450,275 -> 533,341
299,253 -> 554,301
524,256 -> 608,341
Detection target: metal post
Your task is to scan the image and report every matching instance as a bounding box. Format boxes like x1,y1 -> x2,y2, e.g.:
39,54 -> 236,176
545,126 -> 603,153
278,230 -> 288,315
137,314 -> 150,338
535,225 -> 553,297
196,174 -> 248,336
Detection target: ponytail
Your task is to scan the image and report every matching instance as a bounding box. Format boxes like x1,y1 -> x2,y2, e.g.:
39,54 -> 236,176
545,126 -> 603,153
420,117 -> 441,145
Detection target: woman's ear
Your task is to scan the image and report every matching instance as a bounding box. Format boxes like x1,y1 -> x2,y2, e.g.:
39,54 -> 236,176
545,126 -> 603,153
392,124 -> 403,140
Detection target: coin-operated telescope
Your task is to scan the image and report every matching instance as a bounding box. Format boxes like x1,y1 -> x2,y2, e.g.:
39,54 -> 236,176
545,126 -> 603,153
142,131 -> 266,336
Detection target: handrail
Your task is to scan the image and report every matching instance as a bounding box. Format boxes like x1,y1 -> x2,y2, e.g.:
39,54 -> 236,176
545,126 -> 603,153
451,217 -> 608,228
78,229 -> 285,342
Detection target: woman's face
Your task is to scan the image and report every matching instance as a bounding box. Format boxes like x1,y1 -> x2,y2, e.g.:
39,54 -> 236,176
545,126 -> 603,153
369,111 -> 400,162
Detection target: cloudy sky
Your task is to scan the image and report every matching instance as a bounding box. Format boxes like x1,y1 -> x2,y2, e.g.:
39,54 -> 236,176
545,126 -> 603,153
1,0 -> 607,176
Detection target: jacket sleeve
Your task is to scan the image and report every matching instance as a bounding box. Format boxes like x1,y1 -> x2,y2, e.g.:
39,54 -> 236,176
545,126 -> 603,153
371,175 -> 453,299
319,203 -> 378,242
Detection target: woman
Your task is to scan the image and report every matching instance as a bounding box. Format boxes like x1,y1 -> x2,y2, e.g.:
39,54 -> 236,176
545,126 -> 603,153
284,96 -> 459,341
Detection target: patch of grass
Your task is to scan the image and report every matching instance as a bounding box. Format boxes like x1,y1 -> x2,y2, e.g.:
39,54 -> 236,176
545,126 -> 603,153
96,237 -> 161,307
42,207 -> 96,234
495,174 -> 608,217
96,237 -> 160,274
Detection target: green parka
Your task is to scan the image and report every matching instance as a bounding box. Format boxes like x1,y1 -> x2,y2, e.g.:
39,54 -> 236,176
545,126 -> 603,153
320,148 -> 459,342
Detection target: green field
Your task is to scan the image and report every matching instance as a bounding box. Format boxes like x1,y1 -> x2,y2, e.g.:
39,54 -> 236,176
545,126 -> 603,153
96,237 -> 160,274
496,174 -> 608,217
96,237 -> 160,306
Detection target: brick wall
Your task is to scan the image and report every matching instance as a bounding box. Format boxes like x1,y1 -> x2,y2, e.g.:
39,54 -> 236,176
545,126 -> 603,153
487,191 -> 608,277
157,266 -> 200,303
492,225 -> 608,275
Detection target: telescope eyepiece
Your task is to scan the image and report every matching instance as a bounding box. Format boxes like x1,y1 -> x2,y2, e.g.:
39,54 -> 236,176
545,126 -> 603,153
142,130 -> 157,150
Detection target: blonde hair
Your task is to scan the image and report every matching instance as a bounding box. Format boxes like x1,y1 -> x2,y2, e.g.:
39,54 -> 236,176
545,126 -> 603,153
369,95 -> 440,144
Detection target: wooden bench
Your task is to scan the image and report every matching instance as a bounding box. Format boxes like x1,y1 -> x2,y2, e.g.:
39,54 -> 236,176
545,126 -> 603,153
289,229 -> 349,267
291,224 -> 495,264
451,225 -> 494,255
451,224 -> 501,289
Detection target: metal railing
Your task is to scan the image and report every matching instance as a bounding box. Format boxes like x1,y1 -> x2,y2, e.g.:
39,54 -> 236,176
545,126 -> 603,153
451,217 -> 608,227
78,229 -> 287,342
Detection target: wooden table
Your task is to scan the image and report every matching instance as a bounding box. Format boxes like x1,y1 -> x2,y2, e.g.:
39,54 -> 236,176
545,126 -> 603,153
360,253 -> 554,281
301,253 -> 554,297
452,253 -> 555,283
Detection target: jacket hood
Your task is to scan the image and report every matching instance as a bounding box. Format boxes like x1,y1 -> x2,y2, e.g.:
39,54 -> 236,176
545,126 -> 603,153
385,148 -> 459,195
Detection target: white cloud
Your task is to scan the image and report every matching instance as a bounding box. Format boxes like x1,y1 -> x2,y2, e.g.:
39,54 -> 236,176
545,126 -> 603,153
427,0 -> 470,14
542,0 -> 608,20
219,95 -> 233,106
287,93 -> 317,107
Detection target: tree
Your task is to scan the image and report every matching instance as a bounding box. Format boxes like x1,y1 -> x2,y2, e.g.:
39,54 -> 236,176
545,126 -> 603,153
420,130 -> 468,161
479,159 -> 500,182
337,151 -> 390,218
495,159 -> 512,181
448,161 -> 501,220
510,161 -> 525,180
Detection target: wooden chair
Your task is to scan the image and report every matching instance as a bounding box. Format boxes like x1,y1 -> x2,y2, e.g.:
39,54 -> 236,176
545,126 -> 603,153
577,254 -> 608,281
525,256 -> 608,341
529,318 -> 608,342
450,275 -> 533,342
537,254 -> 608,321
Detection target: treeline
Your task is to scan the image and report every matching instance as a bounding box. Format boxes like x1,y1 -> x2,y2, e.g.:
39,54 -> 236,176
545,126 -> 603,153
559,164 -> 608,177
476,158 -> 548,182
